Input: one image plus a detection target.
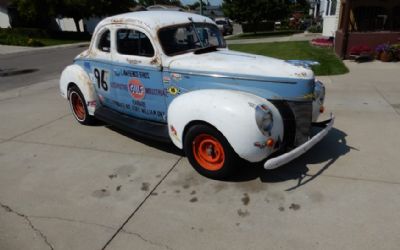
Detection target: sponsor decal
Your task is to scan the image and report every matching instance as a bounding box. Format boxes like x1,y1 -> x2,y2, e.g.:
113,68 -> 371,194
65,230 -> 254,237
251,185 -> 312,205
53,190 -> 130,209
112,82 -> 166,97
114,69 -> 150,79
132,100 -> 146,108
87,100 -> 97,107
163,76 -> 171,84
171,73 -> 182,81
111,82 -> 126,90
128,79 -> 145,100
145,88 -> 166,96
167,86 -> 181,96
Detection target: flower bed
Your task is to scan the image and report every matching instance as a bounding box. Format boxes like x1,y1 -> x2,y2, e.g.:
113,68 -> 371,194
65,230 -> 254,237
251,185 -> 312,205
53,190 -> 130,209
311,38 -> 333,47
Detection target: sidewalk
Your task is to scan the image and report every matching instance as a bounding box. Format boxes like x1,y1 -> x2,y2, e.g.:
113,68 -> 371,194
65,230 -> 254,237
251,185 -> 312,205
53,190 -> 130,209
0,42 -> 90,55
227,32 -> 321,45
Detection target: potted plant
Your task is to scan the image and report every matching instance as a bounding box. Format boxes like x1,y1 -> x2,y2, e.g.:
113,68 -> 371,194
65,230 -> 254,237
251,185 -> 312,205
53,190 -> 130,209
391,44 -> 400,61
375,43 -> 393,62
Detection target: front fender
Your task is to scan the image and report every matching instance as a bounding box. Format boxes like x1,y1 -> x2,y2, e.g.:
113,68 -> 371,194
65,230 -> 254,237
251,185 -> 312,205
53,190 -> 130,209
59,64 -> 97,115
167,89 -> 284,162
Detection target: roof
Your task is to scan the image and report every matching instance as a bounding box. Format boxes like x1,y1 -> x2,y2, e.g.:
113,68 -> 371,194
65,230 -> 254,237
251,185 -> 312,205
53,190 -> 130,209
97,11 -> 215,31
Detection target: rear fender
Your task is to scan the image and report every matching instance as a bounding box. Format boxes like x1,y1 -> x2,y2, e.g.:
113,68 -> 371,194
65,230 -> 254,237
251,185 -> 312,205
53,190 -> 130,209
60,64 -> 97,115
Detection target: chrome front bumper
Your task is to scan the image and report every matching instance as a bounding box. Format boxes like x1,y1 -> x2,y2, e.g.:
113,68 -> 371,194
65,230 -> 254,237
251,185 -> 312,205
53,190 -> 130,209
264,114 -> 335,170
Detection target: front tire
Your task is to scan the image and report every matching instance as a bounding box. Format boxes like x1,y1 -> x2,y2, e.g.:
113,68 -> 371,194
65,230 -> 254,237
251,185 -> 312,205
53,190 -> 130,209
68,86 -> 95,125
184,124 -> 240,179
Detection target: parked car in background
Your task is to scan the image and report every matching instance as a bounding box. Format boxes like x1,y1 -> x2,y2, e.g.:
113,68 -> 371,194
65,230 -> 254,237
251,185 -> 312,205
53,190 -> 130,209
60,11 -> 334,179
214,17 -> 233,36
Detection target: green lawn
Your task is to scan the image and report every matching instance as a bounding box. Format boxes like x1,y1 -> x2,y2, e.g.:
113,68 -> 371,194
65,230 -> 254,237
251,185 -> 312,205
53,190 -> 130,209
0,28 -> 91,47
229,41 -> 349,76
226,30 -> 302,40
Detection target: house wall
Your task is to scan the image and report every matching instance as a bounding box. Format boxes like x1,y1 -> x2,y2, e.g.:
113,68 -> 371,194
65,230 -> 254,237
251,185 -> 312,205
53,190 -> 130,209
0,6 -> 10,28
322,0 -> 341,37
336,31 -> 400,58
55,17 -> 84,32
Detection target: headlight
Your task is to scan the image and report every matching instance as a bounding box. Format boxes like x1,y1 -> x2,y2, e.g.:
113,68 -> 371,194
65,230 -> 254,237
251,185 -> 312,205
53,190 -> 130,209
255,104 -> 273,136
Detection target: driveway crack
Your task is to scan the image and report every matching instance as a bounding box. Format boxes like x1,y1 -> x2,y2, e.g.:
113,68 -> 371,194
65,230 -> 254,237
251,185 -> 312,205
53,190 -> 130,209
0,202 -> 54,250
101,157 -> 182,250
121,229 -> 173,250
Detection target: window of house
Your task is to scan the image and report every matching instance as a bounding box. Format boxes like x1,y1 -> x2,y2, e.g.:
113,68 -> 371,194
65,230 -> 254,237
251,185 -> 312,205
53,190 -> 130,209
98,29 -> 111,52
325,0 -> 331,16
330,0 -> 337,16
116,29 -> 155,57
393,6 -> 400,31
353,6 -> 387,31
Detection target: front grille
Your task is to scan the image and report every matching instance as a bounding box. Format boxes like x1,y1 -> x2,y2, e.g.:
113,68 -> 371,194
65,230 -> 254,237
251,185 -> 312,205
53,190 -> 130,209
287,101 -> 313,146
270,100 -> 312,148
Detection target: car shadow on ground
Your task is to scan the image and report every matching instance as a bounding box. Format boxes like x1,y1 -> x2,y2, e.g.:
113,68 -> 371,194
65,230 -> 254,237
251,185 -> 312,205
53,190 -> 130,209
106,125 -> 184,156
226,127 -> 358,191
106,124 -> 357,191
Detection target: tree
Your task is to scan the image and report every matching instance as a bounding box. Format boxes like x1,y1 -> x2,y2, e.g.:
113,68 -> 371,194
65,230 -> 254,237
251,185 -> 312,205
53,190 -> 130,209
11,0 -> 59,28
58,0 -> 134,32
186,1 -> 206,10
222,0 -> 289,25
138,0 -> 182,7
12,0 -> 134,31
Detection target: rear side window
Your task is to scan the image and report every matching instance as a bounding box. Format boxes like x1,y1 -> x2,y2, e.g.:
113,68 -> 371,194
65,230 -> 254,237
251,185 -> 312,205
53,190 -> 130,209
98,29 -> 111,52
116,29 -> 155,57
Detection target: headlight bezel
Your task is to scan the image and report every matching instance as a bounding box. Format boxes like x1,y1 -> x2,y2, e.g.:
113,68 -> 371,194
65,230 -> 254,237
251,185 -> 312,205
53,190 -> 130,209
255,104 -> 274,136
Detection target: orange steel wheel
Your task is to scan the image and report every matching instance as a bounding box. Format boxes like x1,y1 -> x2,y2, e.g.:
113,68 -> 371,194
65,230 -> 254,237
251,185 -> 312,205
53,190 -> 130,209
192,134 -> 225,171
70,92 -> 86,121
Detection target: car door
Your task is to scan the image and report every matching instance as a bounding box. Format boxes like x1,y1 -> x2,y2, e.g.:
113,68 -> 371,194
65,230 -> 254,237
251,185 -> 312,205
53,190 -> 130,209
86,27 -> 118,110
111,25 -> 166,123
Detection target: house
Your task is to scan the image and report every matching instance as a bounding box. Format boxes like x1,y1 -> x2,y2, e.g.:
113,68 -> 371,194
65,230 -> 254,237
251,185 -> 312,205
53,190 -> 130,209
0,0 -> 10,28
322,0 -> 340,37
335,0 -> 400,58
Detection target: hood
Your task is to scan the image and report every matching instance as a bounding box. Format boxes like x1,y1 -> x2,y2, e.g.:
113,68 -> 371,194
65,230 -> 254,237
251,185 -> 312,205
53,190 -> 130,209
166,49 -> 314,81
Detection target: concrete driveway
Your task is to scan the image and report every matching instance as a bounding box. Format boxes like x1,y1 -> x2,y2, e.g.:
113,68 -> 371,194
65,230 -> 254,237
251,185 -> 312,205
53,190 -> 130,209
1,61 -> 400,250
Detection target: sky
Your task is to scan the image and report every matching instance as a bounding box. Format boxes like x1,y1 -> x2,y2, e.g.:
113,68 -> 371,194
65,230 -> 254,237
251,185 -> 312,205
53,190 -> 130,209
181,0 -> 223,6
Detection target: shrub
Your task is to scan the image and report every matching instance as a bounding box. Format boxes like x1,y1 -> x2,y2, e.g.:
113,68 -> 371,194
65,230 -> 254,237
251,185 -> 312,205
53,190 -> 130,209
242,21 -> 275,33
307,25 -> 322,33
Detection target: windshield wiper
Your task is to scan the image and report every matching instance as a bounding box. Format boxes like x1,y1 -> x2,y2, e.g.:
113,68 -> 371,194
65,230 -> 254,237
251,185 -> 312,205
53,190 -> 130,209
193,45 -> 218,54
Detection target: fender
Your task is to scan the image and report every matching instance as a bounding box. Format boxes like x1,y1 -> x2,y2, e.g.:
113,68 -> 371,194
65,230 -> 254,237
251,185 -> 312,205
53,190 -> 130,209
167,89 -> 284,163
59,64 -> 97,115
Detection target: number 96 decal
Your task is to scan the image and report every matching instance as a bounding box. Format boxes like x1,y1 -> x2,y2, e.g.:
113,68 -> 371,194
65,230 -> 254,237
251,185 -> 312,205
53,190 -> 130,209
93,68 -> 109,92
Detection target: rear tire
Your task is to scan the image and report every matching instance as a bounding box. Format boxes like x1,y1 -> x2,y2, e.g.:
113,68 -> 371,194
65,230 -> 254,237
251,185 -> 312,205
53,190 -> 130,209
184,124 -> 240,179
68,86 -> 95,125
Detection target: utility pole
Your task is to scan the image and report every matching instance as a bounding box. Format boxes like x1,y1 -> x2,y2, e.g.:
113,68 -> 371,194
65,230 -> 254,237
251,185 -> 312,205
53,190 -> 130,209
200,0 -> 203,15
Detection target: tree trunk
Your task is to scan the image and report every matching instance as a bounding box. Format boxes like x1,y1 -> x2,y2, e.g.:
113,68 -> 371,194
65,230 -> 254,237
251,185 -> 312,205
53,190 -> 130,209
73,17 -> 81,33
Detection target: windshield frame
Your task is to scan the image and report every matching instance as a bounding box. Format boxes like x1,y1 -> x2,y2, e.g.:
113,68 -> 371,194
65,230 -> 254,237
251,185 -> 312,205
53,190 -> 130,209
157,22 -> 226,57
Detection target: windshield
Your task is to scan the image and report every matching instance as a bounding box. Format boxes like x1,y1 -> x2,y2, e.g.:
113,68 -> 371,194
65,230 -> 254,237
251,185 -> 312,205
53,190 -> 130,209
158,23 -> 226,56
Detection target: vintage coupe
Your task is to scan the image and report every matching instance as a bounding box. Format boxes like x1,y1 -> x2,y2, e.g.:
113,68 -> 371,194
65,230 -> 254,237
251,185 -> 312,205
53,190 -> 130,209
60,11 -> 334,179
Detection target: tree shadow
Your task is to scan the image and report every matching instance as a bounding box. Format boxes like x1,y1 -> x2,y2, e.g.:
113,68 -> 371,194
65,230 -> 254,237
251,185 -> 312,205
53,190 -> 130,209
226,127 -> 358,191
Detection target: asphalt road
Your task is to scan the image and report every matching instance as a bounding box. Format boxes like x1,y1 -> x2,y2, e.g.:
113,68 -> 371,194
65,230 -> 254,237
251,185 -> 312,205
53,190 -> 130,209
0,45 -> 88,92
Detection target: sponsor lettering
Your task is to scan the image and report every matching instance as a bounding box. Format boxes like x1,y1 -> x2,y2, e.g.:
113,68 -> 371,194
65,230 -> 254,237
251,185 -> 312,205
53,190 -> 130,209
128,79 -> 145,100
114,69 -> 150,79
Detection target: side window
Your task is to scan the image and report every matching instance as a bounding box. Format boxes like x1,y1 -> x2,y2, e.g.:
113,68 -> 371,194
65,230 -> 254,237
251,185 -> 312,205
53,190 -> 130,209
116,29 -> 155,57
98,29 -> 111,52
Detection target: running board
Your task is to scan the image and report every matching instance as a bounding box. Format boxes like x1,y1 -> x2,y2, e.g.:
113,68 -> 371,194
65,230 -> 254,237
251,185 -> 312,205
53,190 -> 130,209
94,106 -> 171,143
